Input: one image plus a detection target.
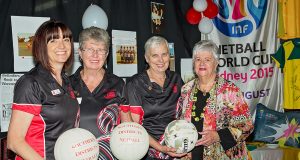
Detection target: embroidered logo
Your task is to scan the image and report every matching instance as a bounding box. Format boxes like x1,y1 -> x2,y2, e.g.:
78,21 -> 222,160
67,86 -> 76,99
104,90 -> 116,99
69,90 -> 76,99
172,84 -> 178,93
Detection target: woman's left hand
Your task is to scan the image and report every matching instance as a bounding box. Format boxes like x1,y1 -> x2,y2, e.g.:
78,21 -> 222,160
160,145 -> 187,158
181,152 -> 192,160
196,130 -> 220,147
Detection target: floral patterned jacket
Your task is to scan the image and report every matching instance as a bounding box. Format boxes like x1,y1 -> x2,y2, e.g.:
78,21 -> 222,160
176,76 -> 253,160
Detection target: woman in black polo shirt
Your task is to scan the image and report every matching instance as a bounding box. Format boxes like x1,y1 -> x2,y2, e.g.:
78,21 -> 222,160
7,20 -> 80,160
125,36 -> 185,159
69,27 -> 130,160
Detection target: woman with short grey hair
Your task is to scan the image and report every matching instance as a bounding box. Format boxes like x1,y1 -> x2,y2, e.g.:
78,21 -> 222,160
144,36 -> 169,56
78,26 -> 110,51
192,40 -> 219,61
70,26 -> 130,160
125,36 -> 185,159
177,40 -> 253,159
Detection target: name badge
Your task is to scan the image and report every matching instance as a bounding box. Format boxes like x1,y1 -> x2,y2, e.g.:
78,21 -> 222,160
77,97 -> 82,104
51,89 -> 61,95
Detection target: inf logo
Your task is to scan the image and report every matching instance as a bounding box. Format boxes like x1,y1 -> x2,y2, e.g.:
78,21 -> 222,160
213,0 -> 267,37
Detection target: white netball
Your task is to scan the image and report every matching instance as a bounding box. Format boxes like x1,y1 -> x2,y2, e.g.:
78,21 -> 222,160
164,120 -> 198,153
110,122 -> 149,160
54,128 -> 99,160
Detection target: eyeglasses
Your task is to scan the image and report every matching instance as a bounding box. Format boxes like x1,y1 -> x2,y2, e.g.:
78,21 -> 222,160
81,48 -> 108,56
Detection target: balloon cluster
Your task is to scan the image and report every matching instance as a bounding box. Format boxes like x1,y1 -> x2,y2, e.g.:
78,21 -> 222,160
186,0 -> 219,34
82,4 -> 108,30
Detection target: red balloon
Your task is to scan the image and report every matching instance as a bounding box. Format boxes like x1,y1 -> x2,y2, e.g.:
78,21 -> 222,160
203,1 -> 219,19
186,8 -> 202,25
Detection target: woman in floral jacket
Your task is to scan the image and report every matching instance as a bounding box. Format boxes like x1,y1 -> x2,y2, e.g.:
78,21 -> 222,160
176,40 -> 253,160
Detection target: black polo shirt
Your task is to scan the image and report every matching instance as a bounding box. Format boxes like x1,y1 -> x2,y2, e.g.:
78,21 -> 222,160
125,70 -> 183,140
69,67 -> 126,138
13,64 -> 80,160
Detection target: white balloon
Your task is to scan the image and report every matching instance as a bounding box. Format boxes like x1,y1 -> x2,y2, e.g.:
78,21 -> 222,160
54,128 -> 99,160
82,4 -> 108,30
193,0 -> 208,12
110,122 -> 149,160
198,17 -> 213,34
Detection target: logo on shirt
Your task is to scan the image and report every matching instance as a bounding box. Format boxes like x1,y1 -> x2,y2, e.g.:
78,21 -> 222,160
67,86 -> 76,99
104,90 -> 116,99
172,84 -> 178,93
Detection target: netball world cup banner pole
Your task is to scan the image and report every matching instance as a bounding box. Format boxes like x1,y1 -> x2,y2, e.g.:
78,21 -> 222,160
202,0 -> 283,114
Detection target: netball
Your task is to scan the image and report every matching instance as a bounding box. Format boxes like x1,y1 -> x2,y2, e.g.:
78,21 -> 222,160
110,122 -> 149,160
54,128 -> 99,160
164,120 -> 198,153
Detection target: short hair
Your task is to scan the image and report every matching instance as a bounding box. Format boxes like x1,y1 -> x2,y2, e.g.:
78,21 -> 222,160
192,40 -> 219,61
78,26 -> 110,51
32,20 -> 74,73
144,36 -> 169,56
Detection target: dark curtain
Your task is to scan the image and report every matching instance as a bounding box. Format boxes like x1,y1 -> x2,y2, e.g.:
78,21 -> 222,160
0,0 -> 201,75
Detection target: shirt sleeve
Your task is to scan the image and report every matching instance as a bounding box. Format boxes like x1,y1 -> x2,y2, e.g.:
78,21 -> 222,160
220,83 -> 254,150
12,75 -> 42,115
176,96 -> 184,119
125,79 -> 142,106
173,73 -> 184,119
176,79 -> 194,119
124,78 -> 144,124
217,128 -> 237,150
271,44 -> 285,69
119,79 -> 128,105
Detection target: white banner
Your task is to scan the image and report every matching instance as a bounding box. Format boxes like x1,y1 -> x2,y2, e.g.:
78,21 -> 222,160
202,0 -> 283,114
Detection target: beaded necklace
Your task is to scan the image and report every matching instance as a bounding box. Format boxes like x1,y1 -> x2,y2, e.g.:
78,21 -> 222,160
191,84 -> 206,122
191,77 -> 218,122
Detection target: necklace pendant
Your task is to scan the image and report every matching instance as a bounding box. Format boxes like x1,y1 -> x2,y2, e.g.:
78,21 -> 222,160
193,96 -> 197,101
192,112 -> 196,116
192,105 -> 196,110
200,113 -> 204,118
203,92 -> 206,96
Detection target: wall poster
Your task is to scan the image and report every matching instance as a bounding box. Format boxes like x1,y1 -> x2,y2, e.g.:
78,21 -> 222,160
11,16 -> 50,72
112,30 -> 137,77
